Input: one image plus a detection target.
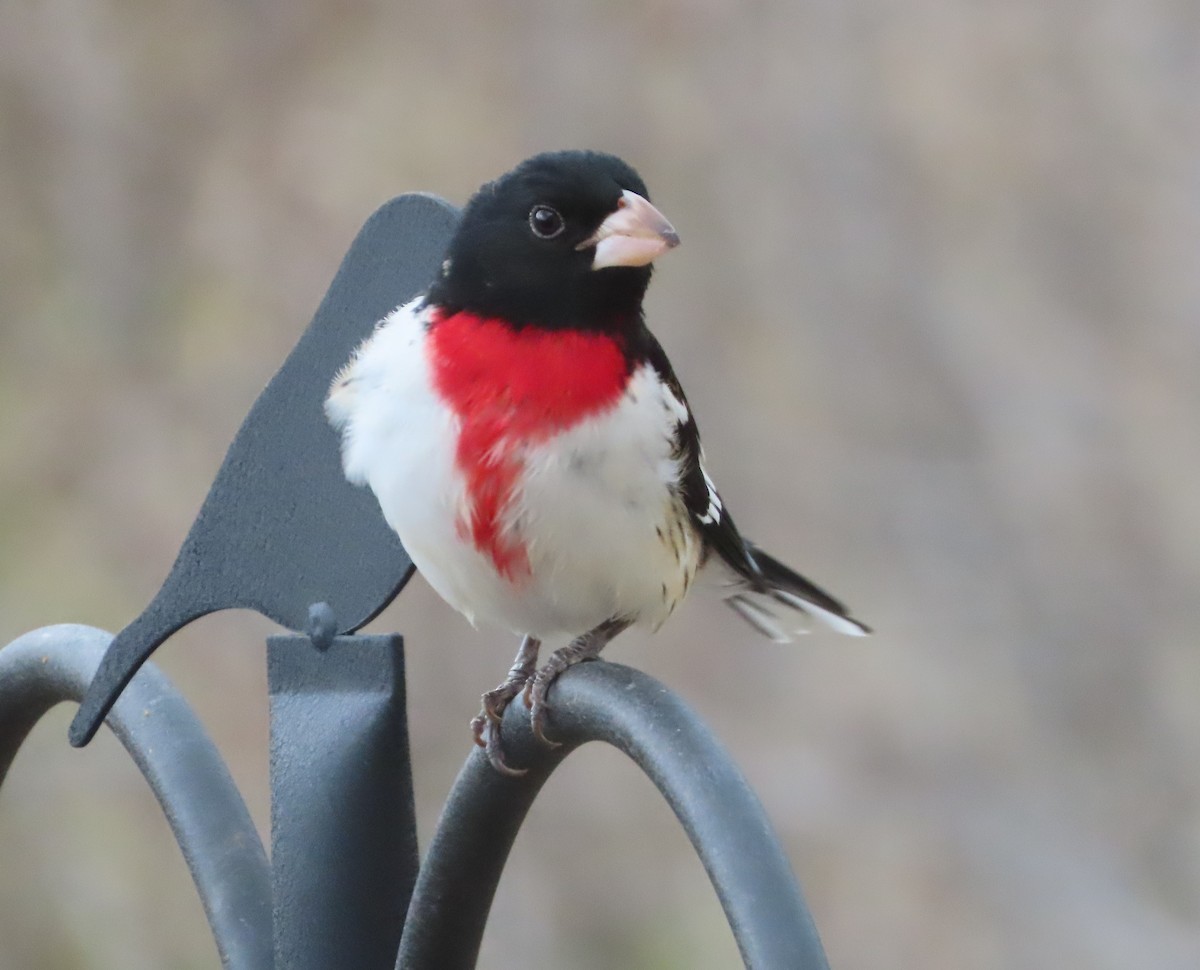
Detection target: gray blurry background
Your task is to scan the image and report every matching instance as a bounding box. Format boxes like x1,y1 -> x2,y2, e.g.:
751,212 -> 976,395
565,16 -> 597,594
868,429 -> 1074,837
1,1 -> 1198,968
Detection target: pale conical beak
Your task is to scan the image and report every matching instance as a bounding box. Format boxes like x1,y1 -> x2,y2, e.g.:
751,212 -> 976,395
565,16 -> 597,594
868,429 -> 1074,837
578,189 -> 680,270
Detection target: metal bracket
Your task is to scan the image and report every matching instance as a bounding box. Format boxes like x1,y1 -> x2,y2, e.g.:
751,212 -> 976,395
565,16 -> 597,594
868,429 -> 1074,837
67,194 -> 459,748
268,630 -> 418,970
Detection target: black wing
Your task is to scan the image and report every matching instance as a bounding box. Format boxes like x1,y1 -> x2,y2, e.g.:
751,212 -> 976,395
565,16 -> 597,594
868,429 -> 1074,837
635,326 -> 762,579
636,325 -> 870,633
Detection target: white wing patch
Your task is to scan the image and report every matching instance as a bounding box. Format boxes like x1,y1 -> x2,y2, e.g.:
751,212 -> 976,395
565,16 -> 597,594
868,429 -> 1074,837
696,460 -> 723,525
662,383 -> 689,424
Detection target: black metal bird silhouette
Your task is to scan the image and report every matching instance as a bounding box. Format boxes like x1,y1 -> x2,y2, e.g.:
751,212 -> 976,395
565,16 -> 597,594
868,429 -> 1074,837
69,193 -> 460,747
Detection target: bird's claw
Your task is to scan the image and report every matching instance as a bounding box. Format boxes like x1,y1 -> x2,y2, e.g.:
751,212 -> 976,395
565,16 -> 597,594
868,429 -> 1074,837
471,628 -> 615,774
471,707 -> 528,776
479,717 -> 528,777
524,678 -> 562,748
469,711 -> 490,748
468,670 -> 561,775
471,677 -> 532,775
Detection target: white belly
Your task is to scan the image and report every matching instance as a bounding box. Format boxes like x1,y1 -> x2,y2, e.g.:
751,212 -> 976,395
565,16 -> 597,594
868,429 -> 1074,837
331,302 -> 700,642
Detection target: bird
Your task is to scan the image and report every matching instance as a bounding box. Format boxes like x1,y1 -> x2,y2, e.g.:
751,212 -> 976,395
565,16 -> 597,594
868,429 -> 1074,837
326,150 -> 869,775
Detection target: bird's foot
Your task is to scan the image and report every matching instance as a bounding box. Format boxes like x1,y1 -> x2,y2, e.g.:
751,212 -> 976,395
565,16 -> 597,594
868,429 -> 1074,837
523,617 -> 630,747
471,713 -> 527,778
471,682 -> 531,777
471,635 -> 540,776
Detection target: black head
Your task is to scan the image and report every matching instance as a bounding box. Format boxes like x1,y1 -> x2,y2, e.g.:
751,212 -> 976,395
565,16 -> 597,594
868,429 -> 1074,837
426,150 -> 679,331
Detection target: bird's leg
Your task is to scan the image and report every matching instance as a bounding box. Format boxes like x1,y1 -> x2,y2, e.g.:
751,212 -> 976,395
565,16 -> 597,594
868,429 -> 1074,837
471,635 -> 541,776
525,617 -> 631,747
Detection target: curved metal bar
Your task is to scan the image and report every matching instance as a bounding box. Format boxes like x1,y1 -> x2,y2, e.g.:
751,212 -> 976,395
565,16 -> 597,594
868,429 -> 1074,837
0,625 -> 272,970
397,660 -> 830,970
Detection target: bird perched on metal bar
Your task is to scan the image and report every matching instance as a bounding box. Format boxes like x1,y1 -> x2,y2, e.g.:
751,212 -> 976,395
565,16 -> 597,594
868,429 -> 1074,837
327,150 -> 869,774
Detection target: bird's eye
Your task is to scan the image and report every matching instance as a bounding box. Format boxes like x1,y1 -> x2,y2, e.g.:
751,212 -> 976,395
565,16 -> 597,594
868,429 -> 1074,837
529,205 -> 565,239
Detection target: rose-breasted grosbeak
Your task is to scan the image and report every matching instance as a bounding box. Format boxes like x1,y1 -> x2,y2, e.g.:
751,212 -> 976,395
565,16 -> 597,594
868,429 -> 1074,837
327,150 -> 869,774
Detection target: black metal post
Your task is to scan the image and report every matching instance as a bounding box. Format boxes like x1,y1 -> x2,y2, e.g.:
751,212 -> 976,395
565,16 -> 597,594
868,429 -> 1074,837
267,632 -> 418,970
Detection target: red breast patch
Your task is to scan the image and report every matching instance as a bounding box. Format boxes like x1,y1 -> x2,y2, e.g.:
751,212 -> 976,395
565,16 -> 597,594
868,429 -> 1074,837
427,309 -> 630,580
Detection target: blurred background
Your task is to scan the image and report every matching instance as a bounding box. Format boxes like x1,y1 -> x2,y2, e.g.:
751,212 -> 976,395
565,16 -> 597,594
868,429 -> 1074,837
1,0 -> 1197,967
